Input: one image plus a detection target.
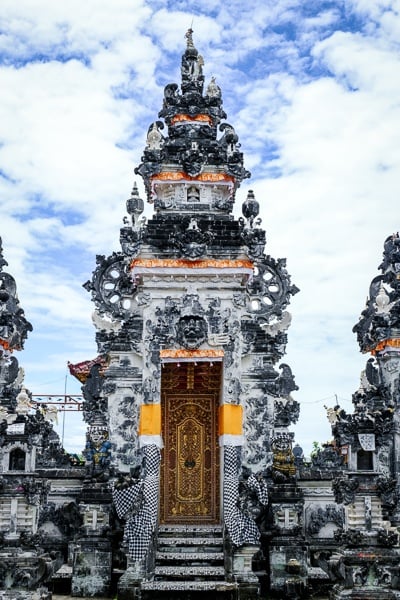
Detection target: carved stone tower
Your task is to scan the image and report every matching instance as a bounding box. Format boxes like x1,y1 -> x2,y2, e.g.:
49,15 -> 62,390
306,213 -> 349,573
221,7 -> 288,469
83,30 -> 299,599
0,238 -> 66,599
324,233 -> 400,600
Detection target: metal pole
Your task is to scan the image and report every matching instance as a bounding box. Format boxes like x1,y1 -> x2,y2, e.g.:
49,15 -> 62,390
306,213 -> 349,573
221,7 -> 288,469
62,373 -> 67,447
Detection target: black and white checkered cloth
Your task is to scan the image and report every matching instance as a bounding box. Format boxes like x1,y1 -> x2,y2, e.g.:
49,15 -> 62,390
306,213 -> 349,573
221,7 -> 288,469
247,473 -> 268,506
112,445 -> 160,560
113,480 -> 144,520
223,445 -> 261,547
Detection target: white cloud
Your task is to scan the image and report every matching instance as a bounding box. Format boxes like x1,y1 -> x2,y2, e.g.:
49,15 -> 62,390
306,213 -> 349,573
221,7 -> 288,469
348,0 -> 395,20
0,0 -> 152,57
0,0 -> 399,458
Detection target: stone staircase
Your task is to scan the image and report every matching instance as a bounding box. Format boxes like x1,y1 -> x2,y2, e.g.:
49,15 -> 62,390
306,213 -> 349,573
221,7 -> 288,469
347,496 -> 385,529
140,524 -> 237,599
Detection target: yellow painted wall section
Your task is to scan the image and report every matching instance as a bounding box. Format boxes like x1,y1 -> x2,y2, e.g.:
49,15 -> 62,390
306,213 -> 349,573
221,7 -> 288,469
219,404 -> 243,436
138,404 -> 161,436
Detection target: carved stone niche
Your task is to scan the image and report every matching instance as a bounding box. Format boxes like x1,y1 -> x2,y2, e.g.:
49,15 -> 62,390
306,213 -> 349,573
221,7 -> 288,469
1,442 -> 35,473
80,503 -> 111,536
305,503 -> 344,538
271,502 -> 302,534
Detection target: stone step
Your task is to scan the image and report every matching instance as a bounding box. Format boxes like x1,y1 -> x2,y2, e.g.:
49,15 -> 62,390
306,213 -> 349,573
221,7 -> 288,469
348,506 -> 383,513
348,512 -> 383,519
156,551 -> 224,562
158,524 -> 223,537
141,580 -> 237,592
348,503 -> 382,509
348,516 -> 385,526
155,565 -> 226,578
158,536 -> 223,547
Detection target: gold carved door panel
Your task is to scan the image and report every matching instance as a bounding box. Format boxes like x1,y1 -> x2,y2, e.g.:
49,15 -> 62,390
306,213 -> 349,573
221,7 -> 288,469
160,362 -> 220,524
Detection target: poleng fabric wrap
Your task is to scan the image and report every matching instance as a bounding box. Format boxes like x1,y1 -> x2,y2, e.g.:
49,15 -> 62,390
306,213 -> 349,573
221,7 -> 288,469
223,445 -> 260,547
112,445 -> 160,561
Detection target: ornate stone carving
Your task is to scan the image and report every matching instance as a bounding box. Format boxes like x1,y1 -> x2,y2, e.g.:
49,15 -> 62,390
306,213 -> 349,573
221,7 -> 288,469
0,240 -> 32,420
22,477 -> 49,506
239,191 -> 266,259
246,255 -> 299,319
353,233 -> 400,352
142,373 -> 159,404
271,432 -> 296,479
136,31 -> 251,202
81,362 -> 107,425
333,528 -> 364,546
332,477 -> 359,505
377,528 -> 399,547
256,363 -> 298,401
274,397 -> 300,427
0,239 -> 32,356
83,425 -> 112,481
310,443 -> 344,470
83,253 -> 136,319
176,316 -> 208,350
171,218 -> 214,259
242,394 -> 271,468
307,504 -> 344,536
0,553 -> 63,592
38,502 -> 82,537
376,476 -> 398,510
237,467 -> 268,527
374,561 -> 392,585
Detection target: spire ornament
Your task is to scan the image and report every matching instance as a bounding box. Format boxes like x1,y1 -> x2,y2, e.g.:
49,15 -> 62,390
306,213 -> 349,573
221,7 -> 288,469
0,238 -> 32,354
185,27 -> 195,49
181,28 -> 204,94
353,232 -> 400,352
136,33 -> 249,203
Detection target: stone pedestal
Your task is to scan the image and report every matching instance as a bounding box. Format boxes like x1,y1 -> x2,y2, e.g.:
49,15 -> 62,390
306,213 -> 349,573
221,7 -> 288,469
232,545 -> 260,599
71,539 -> 112,597
0,590 -> 51,600
117,558 -> 146,600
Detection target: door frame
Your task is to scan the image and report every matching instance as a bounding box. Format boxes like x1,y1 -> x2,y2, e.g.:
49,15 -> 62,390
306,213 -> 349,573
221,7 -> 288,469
159,358 -> 223,524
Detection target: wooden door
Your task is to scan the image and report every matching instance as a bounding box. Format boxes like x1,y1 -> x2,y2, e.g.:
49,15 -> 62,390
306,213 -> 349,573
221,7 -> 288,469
160,362 -> 221,523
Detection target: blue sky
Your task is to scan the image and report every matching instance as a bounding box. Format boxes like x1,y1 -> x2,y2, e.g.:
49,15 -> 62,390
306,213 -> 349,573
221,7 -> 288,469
0,0 -> 399,455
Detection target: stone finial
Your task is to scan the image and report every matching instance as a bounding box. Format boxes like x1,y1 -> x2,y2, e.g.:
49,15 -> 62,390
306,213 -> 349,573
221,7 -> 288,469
185,27 -> 195,49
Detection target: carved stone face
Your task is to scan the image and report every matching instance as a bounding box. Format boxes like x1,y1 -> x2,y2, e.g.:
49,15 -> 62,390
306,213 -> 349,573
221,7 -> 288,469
176,316 -> 207,350
89,427 -> 108,447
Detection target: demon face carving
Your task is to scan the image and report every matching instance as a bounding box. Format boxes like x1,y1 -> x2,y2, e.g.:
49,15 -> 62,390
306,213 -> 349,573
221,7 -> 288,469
176,316 -> 208,350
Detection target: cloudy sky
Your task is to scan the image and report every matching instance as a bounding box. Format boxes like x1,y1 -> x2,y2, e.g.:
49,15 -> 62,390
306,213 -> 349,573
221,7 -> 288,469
0,0 -> 399,455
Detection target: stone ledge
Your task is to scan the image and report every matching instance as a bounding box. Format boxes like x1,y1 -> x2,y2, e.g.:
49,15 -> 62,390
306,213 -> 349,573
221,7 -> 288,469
141,580 -> 237,591
156,551 -> 224,561
159,536 -> 222,546
155,565 -> 226,576
159,524 -> 222,534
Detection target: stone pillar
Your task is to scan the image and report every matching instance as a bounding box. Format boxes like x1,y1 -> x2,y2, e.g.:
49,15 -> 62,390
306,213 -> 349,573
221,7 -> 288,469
71,485 -> 112,597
